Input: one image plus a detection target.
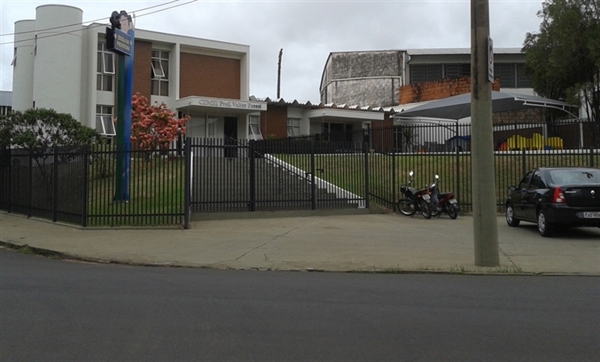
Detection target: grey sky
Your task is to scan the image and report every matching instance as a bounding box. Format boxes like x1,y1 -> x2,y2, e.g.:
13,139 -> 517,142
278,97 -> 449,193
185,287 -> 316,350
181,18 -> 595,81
1,0 -> 544,103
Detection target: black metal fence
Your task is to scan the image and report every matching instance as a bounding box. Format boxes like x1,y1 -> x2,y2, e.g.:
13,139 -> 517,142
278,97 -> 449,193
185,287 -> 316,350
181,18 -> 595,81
1,145 -> 186,227
188,137 -> 368,213
363,122 -> 599,212
1,120 -> 598,227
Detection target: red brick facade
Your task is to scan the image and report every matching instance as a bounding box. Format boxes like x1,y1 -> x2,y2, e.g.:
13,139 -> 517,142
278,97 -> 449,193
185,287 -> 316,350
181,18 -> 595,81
260,105 -> 288,138
132,40 -> 153,100
180,53 -> 240,99
399,77 -> 501,104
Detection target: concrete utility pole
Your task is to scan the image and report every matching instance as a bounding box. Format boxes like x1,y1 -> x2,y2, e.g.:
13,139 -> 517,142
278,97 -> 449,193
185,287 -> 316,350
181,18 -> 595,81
471,0 -> 499,267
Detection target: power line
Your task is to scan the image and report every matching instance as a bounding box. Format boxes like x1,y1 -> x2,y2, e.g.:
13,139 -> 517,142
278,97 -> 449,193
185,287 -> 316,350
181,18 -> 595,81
0,0 -> 181,38
0,0 -> 199,46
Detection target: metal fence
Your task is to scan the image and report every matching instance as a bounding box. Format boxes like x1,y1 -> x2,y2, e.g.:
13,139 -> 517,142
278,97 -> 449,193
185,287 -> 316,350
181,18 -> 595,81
0,145 -> 186,227
364,122 -> 599,212
188,137 -> 368,213
1,120 -> 598,227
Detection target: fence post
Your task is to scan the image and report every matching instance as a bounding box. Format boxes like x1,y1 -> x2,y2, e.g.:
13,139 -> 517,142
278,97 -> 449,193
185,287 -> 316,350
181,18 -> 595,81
183,140 -> 191,229
249,140 -> 256,212
590,147 -> 595,168
52,147 -> 58,222
522,148 -> 527,176
456,122 -> 460,209
82,145 -> 89,227
310,139 -> 316,210
364,142 -> 370,209
392,153 -> 396,212
28,148 -> 32,218
6,148 -> 11,213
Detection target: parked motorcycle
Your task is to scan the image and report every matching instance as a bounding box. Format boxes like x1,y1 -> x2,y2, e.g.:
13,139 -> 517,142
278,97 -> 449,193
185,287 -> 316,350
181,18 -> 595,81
397,171 -> 433,219
429,174 -> 460,219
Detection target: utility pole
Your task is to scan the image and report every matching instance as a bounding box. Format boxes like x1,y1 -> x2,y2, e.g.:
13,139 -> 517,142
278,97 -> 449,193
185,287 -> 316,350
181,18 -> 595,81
277,48 -> 283,99
471,0 -> 499,266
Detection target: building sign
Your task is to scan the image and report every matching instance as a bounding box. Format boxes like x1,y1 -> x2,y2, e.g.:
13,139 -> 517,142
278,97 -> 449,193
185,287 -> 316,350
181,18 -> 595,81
488,37 -> 494,83
196,97 -> 267,111
106,27 -> 132,56
106,10 -> 132,56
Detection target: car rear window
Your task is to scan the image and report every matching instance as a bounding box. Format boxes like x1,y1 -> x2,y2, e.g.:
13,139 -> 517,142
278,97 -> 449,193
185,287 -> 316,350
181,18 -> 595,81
548,169 -> 600,185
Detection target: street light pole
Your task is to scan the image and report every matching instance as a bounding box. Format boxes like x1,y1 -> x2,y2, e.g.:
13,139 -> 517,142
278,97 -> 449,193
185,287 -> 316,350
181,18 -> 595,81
471,0 -> 499,266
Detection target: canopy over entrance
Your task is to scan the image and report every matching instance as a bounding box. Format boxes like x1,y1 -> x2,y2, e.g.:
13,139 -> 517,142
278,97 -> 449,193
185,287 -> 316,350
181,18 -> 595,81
393,91 -> 576,122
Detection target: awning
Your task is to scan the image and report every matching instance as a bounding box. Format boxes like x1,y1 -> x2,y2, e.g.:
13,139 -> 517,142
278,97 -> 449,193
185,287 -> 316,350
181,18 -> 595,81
392,91 -> 577,122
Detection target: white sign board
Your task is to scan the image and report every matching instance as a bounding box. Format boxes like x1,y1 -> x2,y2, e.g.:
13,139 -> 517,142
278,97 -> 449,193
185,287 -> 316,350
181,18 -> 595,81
488,37 -> 494,83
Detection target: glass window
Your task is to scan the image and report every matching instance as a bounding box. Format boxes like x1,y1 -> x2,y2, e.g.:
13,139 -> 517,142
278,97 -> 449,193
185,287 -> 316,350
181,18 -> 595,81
494,63 -> 516,88
96,105 -> 115,136
410,64 -> 443,84
516,63 -> 532,88
444,64 -> 470,78
518,172 -> 532,190
151,50 -> 169,96
96,42 -> 114,92
248,115 -> 262,140
529,171 -> 546,190
287,118 -> 301,137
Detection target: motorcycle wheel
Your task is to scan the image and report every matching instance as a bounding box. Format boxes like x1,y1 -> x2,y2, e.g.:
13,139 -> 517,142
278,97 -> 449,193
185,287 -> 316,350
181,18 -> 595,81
430,206 -> 441,218
419,200 -> 432,219
397,198 -> 416,216
447,205 -> 458,219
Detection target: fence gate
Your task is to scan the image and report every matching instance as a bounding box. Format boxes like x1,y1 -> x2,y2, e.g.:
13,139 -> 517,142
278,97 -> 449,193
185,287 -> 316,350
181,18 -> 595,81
187,137 -> 368,213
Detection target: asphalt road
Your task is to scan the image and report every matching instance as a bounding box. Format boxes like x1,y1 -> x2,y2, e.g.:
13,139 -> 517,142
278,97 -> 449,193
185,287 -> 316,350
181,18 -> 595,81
1,248 -> 599,361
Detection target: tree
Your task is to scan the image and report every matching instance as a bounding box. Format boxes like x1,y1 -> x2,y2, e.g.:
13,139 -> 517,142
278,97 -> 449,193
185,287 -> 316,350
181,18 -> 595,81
0,108 -> 100,150
0,108 -> 101,195
522,0 -> 600,146
130,93 -> 190,159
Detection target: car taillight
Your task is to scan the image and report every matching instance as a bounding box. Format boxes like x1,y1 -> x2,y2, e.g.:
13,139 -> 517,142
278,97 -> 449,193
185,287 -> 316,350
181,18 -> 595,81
553,187 -> 566,203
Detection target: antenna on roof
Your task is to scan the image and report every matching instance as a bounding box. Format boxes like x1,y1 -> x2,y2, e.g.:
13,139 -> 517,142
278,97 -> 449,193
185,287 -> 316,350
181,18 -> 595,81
277,48 -> 283,99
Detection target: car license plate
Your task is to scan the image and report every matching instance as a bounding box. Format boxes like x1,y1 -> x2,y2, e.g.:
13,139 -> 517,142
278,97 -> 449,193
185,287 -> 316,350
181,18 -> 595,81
583,212 -> 600,219
422,194 -> 430,200
449,199 -> 457,204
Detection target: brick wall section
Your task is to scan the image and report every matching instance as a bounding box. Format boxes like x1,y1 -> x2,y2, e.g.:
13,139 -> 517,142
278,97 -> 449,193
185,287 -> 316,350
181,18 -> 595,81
260,105 -> 288,138
180,53 -> 240,99
133,40 -> 152,100
398,77 -> 500,104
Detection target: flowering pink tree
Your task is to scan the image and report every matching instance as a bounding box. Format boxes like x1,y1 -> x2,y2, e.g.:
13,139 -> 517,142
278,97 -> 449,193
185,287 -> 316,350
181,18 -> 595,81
130,93 -> 189,158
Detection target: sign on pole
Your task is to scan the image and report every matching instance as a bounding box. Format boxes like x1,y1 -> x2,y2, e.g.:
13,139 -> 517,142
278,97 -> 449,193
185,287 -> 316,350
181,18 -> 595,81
488,36 -> 494,83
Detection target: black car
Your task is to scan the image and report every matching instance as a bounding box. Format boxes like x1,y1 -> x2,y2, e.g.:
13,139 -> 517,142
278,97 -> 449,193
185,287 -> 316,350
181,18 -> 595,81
505,167 -> 600,237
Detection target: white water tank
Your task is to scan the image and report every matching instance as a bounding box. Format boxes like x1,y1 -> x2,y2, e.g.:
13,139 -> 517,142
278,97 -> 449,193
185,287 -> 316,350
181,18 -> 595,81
32,5 -> 83,120
12,20 -> 36,111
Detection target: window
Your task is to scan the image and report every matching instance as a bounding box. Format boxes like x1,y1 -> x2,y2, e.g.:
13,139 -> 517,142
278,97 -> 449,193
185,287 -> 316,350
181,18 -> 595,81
96,105 -> 115,136
248,115 -> 262,140
97,42 -> 115,92
494,63 -> 516,88
518,172 -> 532,190
516,63 -> 532,88
410,64 -> 443,84
410,63 -> 470,84
287,118 -> 301,137
444,63 -> 470,78
151,50 -> 169,96
529,171 -> 546,190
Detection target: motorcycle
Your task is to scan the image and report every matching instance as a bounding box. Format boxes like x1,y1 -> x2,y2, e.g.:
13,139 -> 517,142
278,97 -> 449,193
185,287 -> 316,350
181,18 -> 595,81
429,174 -> 460,219
397,171 -> 433,219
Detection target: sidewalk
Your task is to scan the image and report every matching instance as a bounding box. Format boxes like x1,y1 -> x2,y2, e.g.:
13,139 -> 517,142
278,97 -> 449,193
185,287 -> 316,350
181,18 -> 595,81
1,212 -> 599,275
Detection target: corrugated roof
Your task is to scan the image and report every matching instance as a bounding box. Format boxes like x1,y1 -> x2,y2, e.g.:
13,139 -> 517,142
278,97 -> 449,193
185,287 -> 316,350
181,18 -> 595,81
249,95 -> 404,113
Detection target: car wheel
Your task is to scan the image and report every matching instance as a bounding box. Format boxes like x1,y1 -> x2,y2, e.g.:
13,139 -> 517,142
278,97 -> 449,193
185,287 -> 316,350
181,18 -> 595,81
505,204 -> 520,227
537,210 -> 554,237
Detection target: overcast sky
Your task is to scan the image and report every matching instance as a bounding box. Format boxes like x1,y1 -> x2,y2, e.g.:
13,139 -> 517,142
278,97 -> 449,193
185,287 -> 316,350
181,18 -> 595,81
1,0 -> 544,103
